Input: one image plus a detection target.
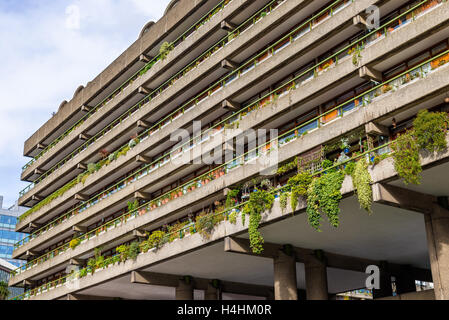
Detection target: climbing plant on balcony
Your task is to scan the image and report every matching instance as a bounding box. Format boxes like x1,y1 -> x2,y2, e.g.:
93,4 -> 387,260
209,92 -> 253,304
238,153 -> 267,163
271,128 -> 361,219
242,188 -> 275,254
391,131 -> 422,185
306,162 -> 345,231
413,109 -> 448,153
351,158 -> 373,213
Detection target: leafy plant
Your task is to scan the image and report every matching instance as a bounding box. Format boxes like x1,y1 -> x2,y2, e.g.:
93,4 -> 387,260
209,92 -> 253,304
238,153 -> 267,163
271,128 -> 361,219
147,230 -> 167,249
116,245 -> 129,263
277,157 -> 297,175
69,238 -> 81,250
352,47 -> 362,66
242,189 -> 275,254
413,109 -> 448,153
287,171 -> 312,211
87,163 -> 96,174
280,193 -> 288,212
196,212 -> 217,239
306,170 -> 345,231
0,281 -> 10,300
344,161 -> 356,176
127,200 -> 139,212
229,210 -> 237,224
159,42 -> 173,60
128,242 -> 140,261
351,159 -> 373,213
225,189 -> 240,209
391,131 -> 422,185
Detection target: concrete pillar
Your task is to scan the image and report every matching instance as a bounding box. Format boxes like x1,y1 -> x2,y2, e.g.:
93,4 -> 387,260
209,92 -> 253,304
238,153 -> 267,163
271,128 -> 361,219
425,204 -> 449,300
273,250 -> 297,300
373,262 -> 393,299
176,277 -> 194,300
204,281 -> 222,300
305,252 -> 328,300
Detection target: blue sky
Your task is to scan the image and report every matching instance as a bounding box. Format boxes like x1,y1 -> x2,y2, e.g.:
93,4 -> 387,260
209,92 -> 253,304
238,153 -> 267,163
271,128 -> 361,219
0,0 -> 171,208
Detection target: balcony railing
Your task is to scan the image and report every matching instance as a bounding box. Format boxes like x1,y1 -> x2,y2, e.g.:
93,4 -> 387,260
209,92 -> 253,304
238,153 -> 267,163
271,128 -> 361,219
19,0 -> 289,197
11,46 -> 449,276
21,0 -> 235,173
9,141 -> 396,301
14,0 -> 443,250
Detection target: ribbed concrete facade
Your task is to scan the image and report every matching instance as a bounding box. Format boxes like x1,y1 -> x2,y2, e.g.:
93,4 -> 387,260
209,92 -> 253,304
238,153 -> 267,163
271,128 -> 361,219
10,0 -> 449,300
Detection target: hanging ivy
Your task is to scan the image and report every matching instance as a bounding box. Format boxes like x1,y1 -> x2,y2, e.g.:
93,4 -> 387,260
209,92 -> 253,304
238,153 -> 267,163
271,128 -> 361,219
277,157 -> 298,175
287,171 -> 312,211
351,159 -> 373,213
413,109 -> 448,153
280,193 -> 288,212
391,131 -> 422,185
306,170 -> 345,231
242,189 -> 275,254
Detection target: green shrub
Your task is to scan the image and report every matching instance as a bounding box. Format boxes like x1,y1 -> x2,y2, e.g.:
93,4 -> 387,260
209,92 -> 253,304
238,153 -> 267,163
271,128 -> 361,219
392,131 -> 422,185
413,109 -> 448,153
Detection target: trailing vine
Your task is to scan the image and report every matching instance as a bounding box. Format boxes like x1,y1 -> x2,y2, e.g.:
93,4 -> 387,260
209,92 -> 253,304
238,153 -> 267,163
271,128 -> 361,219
287,171 -> 312,211
242,189 -> 275,254
280,193 -> 288,212
351,159 -> 373,213
391,131 -> 422,185
306,170 -> 345,231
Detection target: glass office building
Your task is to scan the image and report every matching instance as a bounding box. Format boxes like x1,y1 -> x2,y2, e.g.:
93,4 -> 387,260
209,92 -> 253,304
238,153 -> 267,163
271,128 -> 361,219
0,196 -> 26,267
0,258 -> 24,298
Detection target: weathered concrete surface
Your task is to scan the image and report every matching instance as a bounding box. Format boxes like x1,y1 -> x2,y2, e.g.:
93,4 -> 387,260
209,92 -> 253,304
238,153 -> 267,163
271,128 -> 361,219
273,250 -> 298,300
425,204 -> 449,300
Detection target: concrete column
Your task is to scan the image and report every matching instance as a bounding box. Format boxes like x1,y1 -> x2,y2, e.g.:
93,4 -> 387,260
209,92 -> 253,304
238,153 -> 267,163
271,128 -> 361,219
305,253 -> 328,300
204,281 -> 222,300
273,250 -> 297,300
176,277 -> 194,300
373,262 -> 393,299
425,204 -> 449,300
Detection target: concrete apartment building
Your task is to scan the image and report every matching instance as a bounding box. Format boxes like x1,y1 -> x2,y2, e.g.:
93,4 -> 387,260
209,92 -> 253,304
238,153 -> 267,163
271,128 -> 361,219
8,0 -> 449,300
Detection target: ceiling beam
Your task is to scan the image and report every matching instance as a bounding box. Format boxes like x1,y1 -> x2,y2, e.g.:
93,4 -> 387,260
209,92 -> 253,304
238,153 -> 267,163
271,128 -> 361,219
372,183 -> 436,214
224,237 -> 431,279
131,271 -> 273,297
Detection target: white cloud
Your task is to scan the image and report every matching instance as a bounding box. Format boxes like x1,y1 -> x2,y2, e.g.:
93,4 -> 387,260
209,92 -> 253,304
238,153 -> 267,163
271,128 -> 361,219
0,0 -> 171,207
